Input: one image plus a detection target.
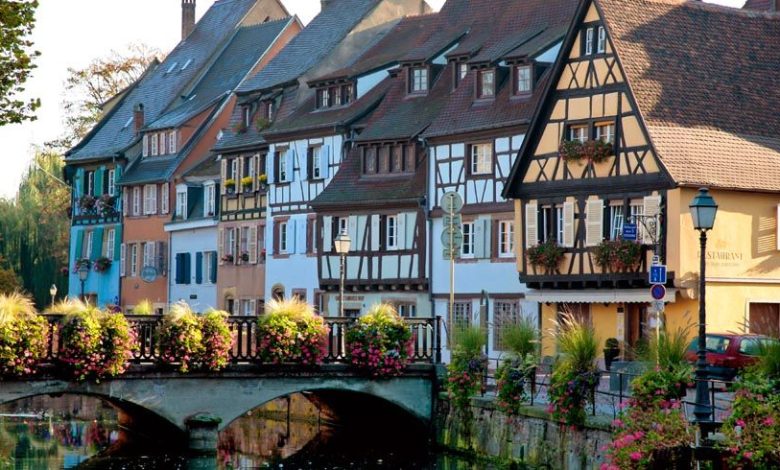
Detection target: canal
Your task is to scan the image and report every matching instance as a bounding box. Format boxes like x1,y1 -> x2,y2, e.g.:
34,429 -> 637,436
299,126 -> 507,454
0,395 -> 494,469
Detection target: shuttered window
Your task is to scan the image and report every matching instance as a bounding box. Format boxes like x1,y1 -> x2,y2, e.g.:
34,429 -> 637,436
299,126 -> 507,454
585,199 -> 604,247
562,202 -> 575,248
120,244 -> 126,277
130,244 -> 138,277
160,183 -> 169,215
524,203 -> 538,248
498,221 -> 514,257
133,187 -> 141,215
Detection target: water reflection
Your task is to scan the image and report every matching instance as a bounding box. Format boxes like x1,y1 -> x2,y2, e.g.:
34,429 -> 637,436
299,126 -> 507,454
0,395 -> 495,469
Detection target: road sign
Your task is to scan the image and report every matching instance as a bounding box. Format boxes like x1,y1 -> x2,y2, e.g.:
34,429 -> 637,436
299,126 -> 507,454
443,214 -> 463,228
649,264 -> 667,285
650,284 -> 666,301
622,223 -> 638,241
141,266 -> 158,283
441,227 -> 464,249
443,248 -> 459,259
441,191 -> 464,214
652,300 -> 665,312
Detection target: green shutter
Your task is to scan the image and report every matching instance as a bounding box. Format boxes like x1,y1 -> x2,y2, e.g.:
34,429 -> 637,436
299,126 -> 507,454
195,252 -> 203,284
210,252 -> 217,284
75,168 -> 85,198
175,253 -> 183,284
184,253 -> 192,285
95,166 -> 105,196
74,229 -> 84,261
113,225 -> 122,261
92,227 -> 104,259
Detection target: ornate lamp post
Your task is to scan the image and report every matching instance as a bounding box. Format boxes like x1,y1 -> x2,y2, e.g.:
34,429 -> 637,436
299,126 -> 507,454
689,188 -> 718,425
77,264 -> 90,302
334,229 -> 351,317
49,284 -> 58,309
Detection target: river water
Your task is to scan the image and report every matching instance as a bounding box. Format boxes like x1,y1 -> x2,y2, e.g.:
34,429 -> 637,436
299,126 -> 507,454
0,395 -> 495,469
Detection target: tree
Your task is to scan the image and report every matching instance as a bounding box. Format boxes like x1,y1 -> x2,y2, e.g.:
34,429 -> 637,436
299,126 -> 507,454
0,0 -> 40,125
0,267 -> 20,295
47,44 -> 159,150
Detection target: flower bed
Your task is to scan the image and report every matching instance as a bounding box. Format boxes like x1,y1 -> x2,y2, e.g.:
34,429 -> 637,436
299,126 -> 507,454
257,298 -> 329,366
345,304 -> 413,377
0,293 -> 48,377
721,374 -> 780,468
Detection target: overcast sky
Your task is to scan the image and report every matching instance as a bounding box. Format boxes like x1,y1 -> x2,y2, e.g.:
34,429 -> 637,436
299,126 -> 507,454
0,0 -> 743,198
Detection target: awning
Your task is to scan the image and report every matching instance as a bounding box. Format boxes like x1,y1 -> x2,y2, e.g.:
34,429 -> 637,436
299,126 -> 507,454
526,288 -> 677,304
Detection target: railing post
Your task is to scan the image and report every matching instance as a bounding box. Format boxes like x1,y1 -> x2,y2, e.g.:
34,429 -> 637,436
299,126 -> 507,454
434,315 -> 442,364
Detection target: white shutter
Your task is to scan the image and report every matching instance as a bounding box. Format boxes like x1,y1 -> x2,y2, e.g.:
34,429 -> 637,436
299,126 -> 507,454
563,201 -> 575,248
142,135 -> 149,157
248,299 -> 257,316
320,145 -> 330,179
218,229 -> 225,265
122,190 -> 128,217
286,148 -> 295,182
370,215 -> 380,251
297,219 -> 307,254
220,160 -> 227,194
161,183 -> 169,214
585,199 -> 604,247
120,244 -> 126,277
323,216 -> 332,252
643,195 -> 661,244
396,214 -> 406,250
249,225 -> 258,263
474,217 -> 486,258
482,218 -> 491,259
252,154 -> 259,191
525,203 -> 538,248
151,185 -> 158,214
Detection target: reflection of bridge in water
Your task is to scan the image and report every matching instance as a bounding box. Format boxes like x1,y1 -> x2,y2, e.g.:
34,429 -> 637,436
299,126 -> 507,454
0,315 -> 443,453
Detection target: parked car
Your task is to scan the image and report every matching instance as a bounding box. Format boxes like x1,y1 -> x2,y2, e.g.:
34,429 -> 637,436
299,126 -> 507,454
684,333 -> 775,380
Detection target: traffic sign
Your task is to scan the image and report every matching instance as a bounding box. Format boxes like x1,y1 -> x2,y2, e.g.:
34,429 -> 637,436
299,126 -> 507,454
650,284 -> 666,301
441,227 -> 464,249
649,264 -> 667,285
443,248 -> 459,259
441,191 -> 464,214
443,214 -> 463,228
652,300 -> 665,312
622,223 -> 637,241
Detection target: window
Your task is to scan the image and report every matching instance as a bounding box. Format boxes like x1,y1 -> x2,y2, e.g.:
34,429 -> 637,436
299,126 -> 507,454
266,101 -> 275,120
499,221 -> 514,257
176,190 -> 187,219
150,134 -> 158,156
279,222 -> 288,253
142,135 -> 149,157
595,122 -> 615,144
363,147 -> 377,174
459,63 -> 469,80
168,131 -> 177,154
452,302 -> 471,327
160,183 -> 169,215
609,204 -> 625,240
597,26 -> 606,54
278,151 -> 288,182
334,216 -> 348,236
630,201 -> 645,242
569,125 -> 588,143
461,222 -> 475,257
309,146 -> 322,180
396,303 -> 416,318
540,205 -> 564,244
159,133 -> 166,155
493,301 -> 521,351
318,88 -> 330,108
204,183 -> 216,216
107,169 -> 116,196
105,228 -> 115,259
332,87 -> 342,107
243,106 -> 251,128
142,242 -> 155,268
130,244 -> 138,277
143,184 -> 157,215
386,215 -> 397,250
341,84 -> 353,105
378,146 -> 390,173
585,27 -> 594,55
132,187 -> 141,216
391,145 -> 403,172
410,67 -> 428,93
226,228 -> 236,258
556,206 -> 565,245
241,299 -> 256,316
470,143 -> 492,175
478,69 -> 495,98
84,230 -> 93,258
240,226 -> 249,260
203,251 -> 215,284
515,65 -> 532,94
86,171 -> 95,196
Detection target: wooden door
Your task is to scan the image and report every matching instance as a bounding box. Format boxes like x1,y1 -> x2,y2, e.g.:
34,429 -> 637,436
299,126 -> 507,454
749,303 -> 780,337
626,303 -> 647,356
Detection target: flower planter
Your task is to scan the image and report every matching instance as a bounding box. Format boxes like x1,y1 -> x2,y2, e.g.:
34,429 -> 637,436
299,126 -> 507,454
226,187 -> 236,195
526,239 -> 565,274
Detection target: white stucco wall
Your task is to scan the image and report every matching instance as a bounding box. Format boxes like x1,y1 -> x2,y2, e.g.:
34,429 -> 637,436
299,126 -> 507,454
167,223 -> 219,312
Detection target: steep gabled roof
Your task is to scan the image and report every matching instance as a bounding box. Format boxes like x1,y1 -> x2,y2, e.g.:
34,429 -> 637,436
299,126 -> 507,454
67,0 -> 260,162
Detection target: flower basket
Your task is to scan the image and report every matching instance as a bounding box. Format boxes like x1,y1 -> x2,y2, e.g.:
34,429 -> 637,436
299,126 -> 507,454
526,239 -> 564,273
496,358 -> 535,415
96,194 -> 116,217
255,116 -> 271,131
157,303 -> 204,373
94,257 -> 112,273
73,258 -> 91,273
593,239 -> 643,272
240,176 -> 253,192
79,194 -> 96,212
225,179 -> 236,194
559,139 -> 613,165
0,294 -> 48,378
258,298 -> 329,366
345,304 -> 413,378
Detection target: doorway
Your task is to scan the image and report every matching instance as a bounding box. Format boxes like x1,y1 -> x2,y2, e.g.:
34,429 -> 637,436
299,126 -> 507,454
626,303 -> 647,356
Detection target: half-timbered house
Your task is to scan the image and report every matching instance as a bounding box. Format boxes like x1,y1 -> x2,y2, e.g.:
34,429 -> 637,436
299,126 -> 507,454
421,0 -> 576,358
117,8 -> 293,313
213,0 -> 430,313
504,0 -> 780,356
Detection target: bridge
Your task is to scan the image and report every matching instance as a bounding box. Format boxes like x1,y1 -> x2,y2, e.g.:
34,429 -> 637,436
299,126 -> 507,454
0,315 -> 443,453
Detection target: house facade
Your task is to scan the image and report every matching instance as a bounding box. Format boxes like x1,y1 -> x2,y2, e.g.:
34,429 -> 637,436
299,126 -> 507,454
503,0 -> 780,356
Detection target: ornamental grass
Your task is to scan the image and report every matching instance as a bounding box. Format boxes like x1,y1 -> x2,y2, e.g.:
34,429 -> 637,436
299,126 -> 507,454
345,303 -> 413,378
0,293 -> 48,378
258,298 -> 329,366
496,318 -> 539,415
447,325 -> 487,411
158,302 -> 203,373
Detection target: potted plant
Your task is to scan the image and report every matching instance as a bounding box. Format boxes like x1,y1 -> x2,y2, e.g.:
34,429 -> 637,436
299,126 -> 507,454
224,179 -> 236,194
240,176 -> 253,192
73,258 -> 91,273
526,238 -> 565,273
558,139 -> 613,165
257,297 -> 329,366
199,309 -> 233,372
157,302 -> 204,373
0,293 -> 48,378
94,257 -> 112,273
604,338 -> 621,371
258,173 -> 268,190
447,326 -> 487,412
345,303 -> 414,378
96,194 -> 116,217
240,251 -> 250,262
495,318 -> 539,415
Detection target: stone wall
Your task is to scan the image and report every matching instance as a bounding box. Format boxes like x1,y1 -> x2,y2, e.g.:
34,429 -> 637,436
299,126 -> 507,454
436,395 -> 613,469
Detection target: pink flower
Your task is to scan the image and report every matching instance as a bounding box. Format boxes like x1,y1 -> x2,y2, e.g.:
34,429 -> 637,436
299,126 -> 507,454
743,451 -> 753,460
630,451 -> 642,461
764,417 -> 775,426
736,419 -> 746,427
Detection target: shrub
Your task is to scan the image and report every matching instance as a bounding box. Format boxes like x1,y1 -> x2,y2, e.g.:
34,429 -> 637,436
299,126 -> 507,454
345,303 -> 413,377
0,293 -> 48,377
199,310 -> 233,371
547,312 -> 600,426
721,376 -> 780,468
57,302 -> 105,381
158,302 -> 203,373
258,298 -> 329,365
496,318 -> 538,415
447,326 -> 487,411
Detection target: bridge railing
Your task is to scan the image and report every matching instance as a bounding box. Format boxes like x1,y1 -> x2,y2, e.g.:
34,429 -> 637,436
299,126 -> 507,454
40,315 -> 442,367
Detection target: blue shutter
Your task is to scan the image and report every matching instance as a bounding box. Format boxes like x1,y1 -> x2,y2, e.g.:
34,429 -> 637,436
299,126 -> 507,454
75,168 -> 85,198
184,253 -> 192,285
320,145 -> 330,179
210,252 -> 217,283
92,227 -> 104,260
195,252 -> 203,284
113,225 -> 122,261
73,229 -> 84,261
95,166 -> 105,196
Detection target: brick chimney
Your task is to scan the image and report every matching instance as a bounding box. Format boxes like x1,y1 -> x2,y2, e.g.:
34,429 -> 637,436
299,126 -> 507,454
133,103 -> 144,134
182,0 -> 196,40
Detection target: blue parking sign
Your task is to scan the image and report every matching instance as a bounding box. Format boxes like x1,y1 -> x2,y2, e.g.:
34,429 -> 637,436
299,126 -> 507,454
622,223 -> 637,241
649,265 -> 667,285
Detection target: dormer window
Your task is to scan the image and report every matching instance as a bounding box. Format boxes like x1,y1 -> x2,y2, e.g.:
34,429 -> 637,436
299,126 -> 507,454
150,134 -> 159,156
585,27 -> 595,56
459,63 -> 469,80
514,65 -> 533,95
409,67 -> 428,94
266,101 -> 275,120
204,183 -> 216,217
142,135 -> 149,157
477,69 -> 495,99
597,26 -> 607,54
342,84 -> 353,104
176,189 -> 187,220
316,83 -> 354,109
452,61 -> 469,89
168,130 -> 177,153
318,88 -> 330,108
243,106 -> 251,128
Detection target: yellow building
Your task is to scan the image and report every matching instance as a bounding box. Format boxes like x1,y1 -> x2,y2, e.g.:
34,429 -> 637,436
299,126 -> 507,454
503,0 -> 780,357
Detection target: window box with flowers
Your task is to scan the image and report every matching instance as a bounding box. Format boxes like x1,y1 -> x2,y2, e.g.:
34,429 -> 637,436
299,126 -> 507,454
258,173 -> 268,191
73,258 -> 91,273
221,254 -> 234,264
593,239 -> 643,273
79,194 -> 97,213
94,257 -> 112,273
96,194 -> 116,217
240,251 -> 249,263
526,239 -> 565,273
559,139 -> 613,165
232,122 -> 247,135
255,116 -> 271,131
224,179 -> 236,195
240,176 -> 253,193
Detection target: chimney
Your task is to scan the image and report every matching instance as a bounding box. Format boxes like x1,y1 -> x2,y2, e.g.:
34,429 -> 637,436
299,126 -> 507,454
321,0 -> 332,11
182,0 -> 196,40
133,103 -> 144,134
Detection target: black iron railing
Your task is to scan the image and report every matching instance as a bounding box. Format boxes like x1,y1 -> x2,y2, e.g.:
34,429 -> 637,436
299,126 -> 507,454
40,315 -> 442,367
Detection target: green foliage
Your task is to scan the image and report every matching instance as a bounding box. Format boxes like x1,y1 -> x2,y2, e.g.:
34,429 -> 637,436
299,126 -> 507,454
721,375 -> 780,469
258,298 -> 329,365
200,310 -> 233,372
447,326 -> 487,411
501,318 -> 539,359
158,302 -> 203,373
0,268 -> 19,295
547,312 -> 600,425
57,303 -> 104,381
630,367 -> 692,408
451,325 -> 486,358
0,292 -> 47,377
495,319 -> 539,415
755,339 -> 780,380
0,0 -> 40,125
641,322 -> 692,370
526,239 -> 564,272
345,303 -> 413,377
132,299 -> 154,315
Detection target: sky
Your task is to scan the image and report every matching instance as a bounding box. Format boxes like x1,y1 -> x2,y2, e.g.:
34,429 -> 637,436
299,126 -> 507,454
0,0 -> 743,198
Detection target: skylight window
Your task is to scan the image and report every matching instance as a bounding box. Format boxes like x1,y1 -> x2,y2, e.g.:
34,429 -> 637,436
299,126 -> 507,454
181,59 -> 192,71
166,62 -> 178,74
123,116 -> 134,129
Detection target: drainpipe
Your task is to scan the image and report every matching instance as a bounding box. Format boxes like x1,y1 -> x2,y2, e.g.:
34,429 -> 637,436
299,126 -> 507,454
481,289 -> 490,358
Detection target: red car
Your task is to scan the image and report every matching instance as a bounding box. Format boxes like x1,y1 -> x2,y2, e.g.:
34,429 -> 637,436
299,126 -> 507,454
684,333 -> 774,380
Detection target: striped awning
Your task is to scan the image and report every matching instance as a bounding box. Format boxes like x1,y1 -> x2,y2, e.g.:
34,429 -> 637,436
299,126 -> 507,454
526,288 -> 677,304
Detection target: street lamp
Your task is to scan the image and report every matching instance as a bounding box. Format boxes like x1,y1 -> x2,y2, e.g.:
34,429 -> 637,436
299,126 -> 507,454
334,229 -> 351,317
49,284 -> 58,309
77,264 -> 90,302
689,188 -> 718,425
